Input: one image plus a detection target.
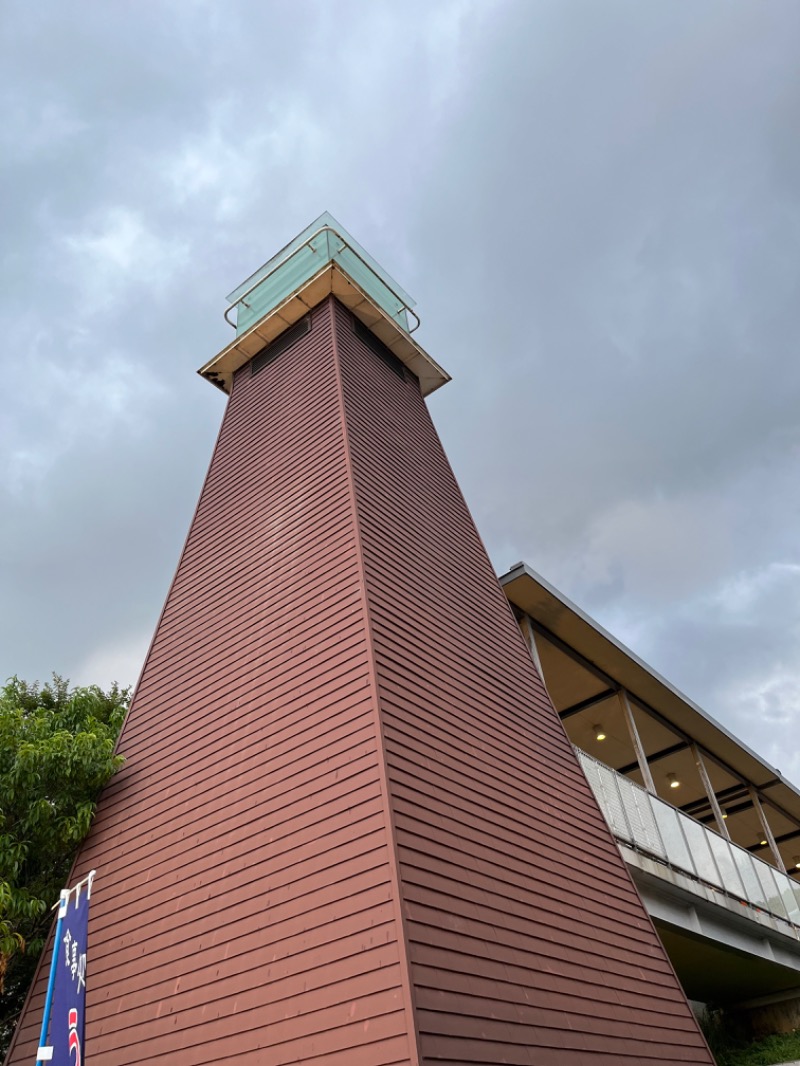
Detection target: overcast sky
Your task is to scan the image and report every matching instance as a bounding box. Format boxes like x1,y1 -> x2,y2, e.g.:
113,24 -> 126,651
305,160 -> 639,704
2,1 -> 798,782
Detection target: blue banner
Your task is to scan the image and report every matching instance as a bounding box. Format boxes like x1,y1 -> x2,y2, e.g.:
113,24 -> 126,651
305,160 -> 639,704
37,873 -> 93,1066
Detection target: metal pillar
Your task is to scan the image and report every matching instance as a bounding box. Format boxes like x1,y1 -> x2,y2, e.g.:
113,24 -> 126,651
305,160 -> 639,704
749,786 -> 784,869
619,688 -> 656,795
520,614 -> 549,695
691,743 -> 730,840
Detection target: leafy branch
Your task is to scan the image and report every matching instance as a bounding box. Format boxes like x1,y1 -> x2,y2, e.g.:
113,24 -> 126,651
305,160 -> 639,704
0,676 -> 128,1057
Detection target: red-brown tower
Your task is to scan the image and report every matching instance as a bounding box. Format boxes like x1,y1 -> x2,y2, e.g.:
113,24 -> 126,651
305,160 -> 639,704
7,215 -> 713,1065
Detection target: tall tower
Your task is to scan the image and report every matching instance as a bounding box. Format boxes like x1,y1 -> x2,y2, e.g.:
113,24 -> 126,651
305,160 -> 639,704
7,215 -> 713,1065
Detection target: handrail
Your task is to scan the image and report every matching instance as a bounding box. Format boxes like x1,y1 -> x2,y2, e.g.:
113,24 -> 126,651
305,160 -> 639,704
223,224 -> 421,334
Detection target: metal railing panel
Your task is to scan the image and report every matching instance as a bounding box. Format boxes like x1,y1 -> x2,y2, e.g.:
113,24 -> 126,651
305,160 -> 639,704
577,750 -> 633,844
651,797 -> 696,876
575,747 -> 800,930
707,831 -> 747,900
732,845 -> 764,905
616,771 -> 666,860
754,861 -> 789,920
775,870 -> 800,926
678,812 -> 724,890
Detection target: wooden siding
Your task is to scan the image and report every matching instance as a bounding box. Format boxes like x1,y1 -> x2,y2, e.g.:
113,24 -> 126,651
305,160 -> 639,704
8,295 -> 712,1065
334,299 -> 714,1064
6,300 -> 414,1066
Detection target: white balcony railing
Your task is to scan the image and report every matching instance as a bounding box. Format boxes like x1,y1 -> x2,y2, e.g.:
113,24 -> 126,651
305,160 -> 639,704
576,748 -> 800,934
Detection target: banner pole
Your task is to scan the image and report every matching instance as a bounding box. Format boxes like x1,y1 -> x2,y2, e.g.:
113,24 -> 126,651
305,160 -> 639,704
35,889 -> 69,1066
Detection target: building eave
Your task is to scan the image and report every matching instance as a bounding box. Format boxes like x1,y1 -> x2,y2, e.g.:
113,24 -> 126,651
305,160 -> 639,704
198,259 -> 450,397
500,560 -> 800,825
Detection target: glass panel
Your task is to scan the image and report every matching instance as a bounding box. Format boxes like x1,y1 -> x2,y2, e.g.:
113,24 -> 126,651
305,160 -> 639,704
334,246 -> 408,325
731,844 -> 764,907
679,814 -> 723,889
617,775 -> 665,859
228,211 -> 414,336
707,832 -> 746,899
753,858 -> 788,920
236,235 -> 328,335
651,798 -> 694,876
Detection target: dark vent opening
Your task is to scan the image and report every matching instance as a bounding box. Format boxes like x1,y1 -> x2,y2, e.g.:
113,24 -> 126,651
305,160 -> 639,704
251,317 -> 311,376
352,317 -> 408,382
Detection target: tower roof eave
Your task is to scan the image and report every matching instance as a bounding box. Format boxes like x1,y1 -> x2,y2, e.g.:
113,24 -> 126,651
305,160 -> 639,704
199,257 -> 449,396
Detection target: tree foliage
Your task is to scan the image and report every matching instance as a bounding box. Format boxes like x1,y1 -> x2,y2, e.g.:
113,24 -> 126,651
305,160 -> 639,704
0,676 -> 128,1055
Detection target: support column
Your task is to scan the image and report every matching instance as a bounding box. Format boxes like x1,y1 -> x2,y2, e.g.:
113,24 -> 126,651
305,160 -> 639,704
692,744 -> 730,840
750,786 -> 784,869
519,614 -> 549,694
619,689 -> 656,794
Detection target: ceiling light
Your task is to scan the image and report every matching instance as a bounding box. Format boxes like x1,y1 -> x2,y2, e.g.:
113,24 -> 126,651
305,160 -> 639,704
759,840 -> 768,847
793,856 -> 800,869
722,812 -> 728,819
594,724 -> 606,741
666,773 -> 680,789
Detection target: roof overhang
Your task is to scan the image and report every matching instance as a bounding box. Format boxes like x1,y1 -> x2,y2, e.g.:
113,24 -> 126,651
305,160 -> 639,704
500,561 -> 800,824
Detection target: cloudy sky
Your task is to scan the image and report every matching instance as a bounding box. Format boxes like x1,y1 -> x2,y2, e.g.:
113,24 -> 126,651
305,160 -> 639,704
2,1 -> 799,781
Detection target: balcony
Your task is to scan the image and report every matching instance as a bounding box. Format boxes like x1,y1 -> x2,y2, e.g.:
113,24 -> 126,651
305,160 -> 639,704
577,746 -> 800,947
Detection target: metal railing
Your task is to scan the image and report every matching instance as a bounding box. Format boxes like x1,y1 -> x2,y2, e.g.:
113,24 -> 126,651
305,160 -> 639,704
223,224 -> 421,333
576,748 -> 800,933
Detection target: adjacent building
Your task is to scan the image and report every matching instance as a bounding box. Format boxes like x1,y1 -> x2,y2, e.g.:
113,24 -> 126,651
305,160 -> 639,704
503,563 -> 800,1033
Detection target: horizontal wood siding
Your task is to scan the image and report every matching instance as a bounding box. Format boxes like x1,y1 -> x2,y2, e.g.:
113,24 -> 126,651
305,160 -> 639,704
334,299 -> 714,1064
7,300 -> 412,1066
9,293 -> 713,1066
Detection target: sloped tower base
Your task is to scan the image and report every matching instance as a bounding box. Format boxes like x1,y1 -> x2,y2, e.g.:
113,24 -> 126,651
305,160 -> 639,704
8,284 -> 714,1064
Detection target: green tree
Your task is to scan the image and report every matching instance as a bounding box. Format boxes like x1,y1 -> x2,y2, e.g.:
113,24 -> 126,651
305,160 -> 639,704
0,676 -> 128,1056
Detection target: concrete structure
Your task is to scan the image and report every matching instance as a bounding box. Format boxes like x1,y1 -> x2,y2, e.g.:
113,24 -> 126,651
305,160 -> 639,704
7,215 -> 726,1064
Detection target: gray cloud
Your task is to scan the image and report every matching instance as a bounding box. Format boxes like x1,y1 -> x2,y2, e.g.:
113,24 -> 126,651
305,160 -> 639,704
1,0 -> 798,781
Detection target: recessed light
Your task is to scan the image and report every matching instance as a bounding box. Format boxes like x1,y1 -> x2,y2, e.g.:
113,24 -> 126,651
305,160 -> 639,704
759,840 -> 768,847
666,773 -> 680,789
594,724 -> 606,741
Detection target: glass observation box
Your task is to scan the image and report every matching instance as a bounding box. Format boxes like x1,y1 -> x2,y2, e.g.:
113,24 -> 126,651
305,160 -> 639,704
225,211 -> 417,337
